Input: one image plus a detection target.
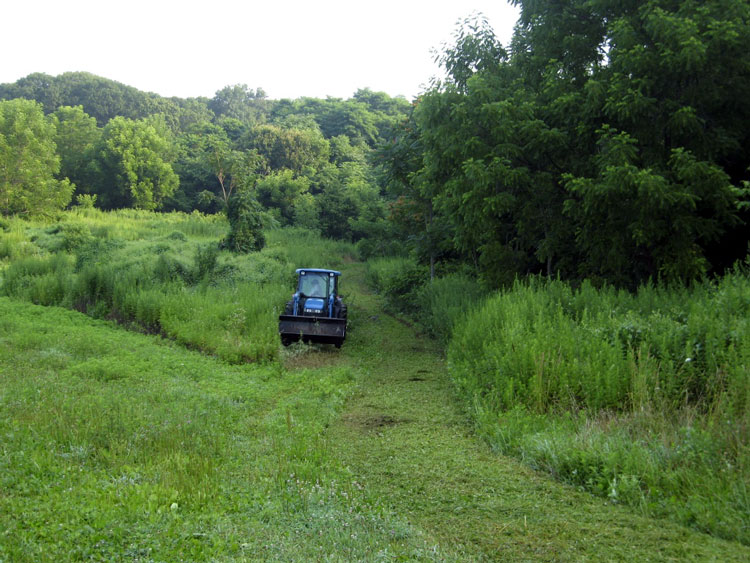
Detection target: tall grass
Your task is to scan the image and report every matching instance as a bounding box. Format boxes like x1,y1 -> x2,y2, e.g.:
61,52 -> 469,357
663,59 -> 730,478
0,212 -> 355,363
450,276 -> 750,414
449,275 -> 750,543
366,257 -> 487,343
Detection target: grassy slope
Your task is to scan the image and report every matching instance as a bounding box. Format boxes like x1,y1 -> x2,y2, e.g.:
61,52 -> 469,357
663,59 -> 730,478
326,263 -> 750,561
0,297 -> 442,561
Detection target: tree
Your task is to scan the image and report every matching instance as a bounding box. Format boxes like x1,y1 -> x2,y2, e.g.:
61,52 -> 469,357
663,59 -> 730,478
90,117 -> 179,210
381,3 -> 750,286
51,105 -> 100,194
208,142 -> 263,210
255,170 -> 312,226
558,0 -> 750,281
209,84 -> 270,124
0,99 -> 73,216
377,110 -> 458,279
0,73 -> 63,114
240,124 -> 330,175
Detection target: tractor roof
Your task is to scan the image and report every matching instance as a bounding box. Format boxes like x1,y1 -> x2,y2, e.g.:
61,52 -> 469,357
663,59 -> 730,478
296,268 -> 341,276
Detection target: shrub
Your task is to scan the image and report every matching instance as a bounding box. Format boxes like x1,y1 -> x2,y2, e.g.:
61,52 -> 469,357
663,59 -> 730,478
60,223 -> 93,251
74,194 -> 98,209
193,243 -> 219,281
366,257 -> 427,315
222,191 -> 265,253
166,230 -> 187,242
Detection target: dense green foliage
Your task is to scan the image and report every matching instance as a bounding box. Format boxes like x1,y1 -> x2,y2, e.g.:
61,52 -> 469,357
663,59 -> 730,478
222,189 -> 266,253
0,73 -> 408,244
89,116 -> 179,210
381,1 -> 750,287
0,210 -> 351,362
0,99 -> 73,216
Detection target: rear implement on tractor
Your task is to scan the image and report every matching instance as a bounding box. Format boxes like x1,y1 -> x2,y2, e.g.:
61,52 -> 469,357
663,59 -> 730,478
279,268 -> 347,348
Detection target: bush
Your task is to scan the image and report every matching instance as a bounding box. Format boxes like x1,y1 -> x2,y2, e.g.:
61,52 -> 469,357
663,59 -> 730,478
366,257 -> 427,315
60,223 -> 93,251
222,191 -> 265,253
193,244 -> 219,281
415,273 -> 487,344
74,194 -> 98,209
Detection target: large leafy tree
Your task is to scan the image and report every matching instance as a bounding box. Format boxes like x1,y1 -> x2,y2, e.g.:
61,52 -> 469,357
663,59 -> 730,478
255,170 -> 312,226
169,122 -> 224,212
554,0 -> 750,282
240,124 -> 330,175
0,99 -> 73,216
209,85 -> 270,124
50,105 -> 100,194
384,2 -> 750,286
90,117 -> 179,210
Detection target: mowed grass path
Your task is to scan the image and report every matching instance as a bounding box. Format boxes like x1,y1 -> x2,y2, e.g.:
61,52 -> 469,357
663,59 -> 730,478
326,263 -> 750,561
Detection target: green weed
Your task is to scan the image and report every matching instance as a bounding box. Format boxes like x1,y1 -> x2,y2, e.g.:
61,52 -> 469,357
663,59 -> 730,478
449,275 -> 750,543
0,211 -> 356,363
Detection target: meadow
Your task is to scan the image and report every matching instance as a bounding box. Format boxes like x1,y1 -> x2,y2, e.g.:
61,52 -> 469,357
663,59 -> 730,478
0,209 -> 352,363
2,209 -> 749,558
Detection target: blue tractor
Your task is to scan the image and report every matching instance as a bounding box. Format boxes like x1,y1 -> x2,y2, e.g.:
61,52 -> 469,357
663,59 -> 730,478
279,268 -> 347,348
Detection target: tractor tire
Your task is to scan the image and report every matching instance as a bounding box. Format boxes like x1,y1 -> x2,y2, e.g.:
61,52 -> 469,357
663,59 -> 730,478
284,301 -> 294,315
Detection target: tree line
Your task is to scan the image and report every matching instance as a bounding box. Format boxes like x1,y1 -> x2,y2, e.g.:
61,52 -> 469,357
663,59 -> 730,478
3,0 -> 750,287
379,0 -> 750,287
0,72 -> 409,246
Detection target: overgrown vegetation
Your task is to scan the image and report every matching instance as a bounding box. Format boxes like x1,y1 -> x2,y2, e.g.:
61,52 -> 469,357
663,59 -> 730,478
366,253 -> 748,546
0,210 -> 352,363
368,254 -> 750,544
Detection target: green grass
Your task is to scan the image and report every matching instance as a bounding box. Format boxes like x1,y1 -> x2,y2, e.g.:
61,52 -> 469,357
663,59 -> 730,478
0,212 -> 357,363
2,210 -> 749,559
325,264 -> 750,561
0,297 -> 440,561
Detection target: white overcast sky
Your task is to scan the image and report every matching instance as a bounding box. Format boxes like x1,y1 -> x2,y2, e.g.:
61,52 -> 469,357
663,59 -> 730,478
3,1 -> 519,101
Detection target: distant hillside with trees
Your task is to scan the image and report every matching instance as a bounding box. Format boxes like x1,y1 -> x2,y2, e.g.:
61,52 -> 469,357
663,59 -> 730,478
0,71 -> 410,243
2,0 -> 750,288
